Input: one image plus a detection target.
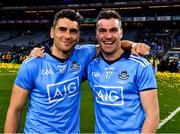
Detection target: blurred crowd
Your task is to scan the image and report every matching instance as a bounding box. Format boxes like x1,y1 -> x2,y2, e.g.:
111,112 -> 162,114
0,47 -> 179,73
0,28 -> 179,73
148,55 -> 180,73
0,51 -> 28,64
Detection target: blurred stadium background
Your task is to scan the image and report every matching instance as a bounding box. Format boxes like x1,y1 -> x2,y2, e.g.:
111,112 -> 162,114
0,0 -> 180,72
0,0 -> 180,133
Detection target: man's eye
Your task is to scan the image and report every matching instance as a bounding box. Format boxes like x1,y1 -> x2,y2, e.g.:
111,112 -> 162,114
98,29 -> 106,33
59,27 -> 67,32
70,29 -> 79,34
110,28 -> 118,33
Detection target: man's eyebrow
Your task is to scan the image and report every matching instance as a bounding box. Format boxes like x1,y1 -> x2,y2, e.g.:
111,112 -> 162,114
58,26 -> 79,32
58,27 -> 67,30
70,28 -> 79,32
110,27 -> 119,31
98,28 -> 106,31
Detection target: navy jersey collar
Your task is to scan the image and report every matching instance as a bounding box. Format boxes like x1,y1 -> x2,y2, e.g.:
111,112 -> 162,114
44,43 -> 70,63
100,51 -> 130,65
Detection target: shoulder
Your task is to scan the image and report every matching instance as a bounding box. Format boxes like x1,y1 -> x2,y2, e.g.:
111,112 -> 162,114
75,44 -> 96,51
74,44 -> 96,61
129,54 -> 151,68
23,57 -> 39,64
88,56 -> 100,66
22,57 -> 43,64
21,57 -> 43,70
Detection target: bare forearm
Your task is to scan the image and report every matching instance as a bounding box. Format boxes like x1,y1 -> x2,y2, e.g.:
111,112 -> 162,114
121,40 -> 134,50
4,109 -> 22,133
141,112 -> 159,133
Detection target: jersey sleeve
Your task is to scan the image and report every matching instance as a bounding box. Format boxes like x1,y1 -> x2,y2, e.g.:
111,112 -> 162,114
136,63 -> 157,91
77,44 -> 96,62
83,63 -> 89,80
82,44 -> 96,80
87,45 -> 96,61
15,58 -> 37,91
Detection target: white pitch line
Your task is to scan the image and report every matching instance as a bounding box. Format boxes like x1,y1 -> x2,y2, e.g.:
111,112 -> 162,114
158,106 -> 180,129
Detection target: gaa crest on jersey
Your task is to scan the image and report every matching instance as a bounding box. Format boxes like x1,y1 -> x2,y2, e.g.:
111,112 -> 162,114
71,61 -> 80,70
118,71 -> 129,80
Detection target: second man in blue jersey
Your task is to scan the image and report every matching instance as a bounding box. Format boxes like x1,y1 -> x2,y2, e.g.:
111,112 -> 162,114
86,10 -> 159,133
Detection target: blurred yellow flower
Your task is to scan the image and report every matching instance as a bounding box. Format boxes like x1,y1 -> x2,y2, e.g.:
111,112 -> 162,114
156,72 -> 180,88
0,63 -> 20,73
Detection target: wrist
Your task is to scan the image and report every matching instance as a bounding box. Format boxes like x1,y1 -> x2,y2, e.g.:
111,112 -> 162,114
132,43 -> 137,48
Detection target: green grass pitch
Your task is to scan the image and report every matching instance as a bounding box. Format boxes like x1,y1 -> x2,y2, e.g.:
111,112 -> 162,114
0,72 -> 180,133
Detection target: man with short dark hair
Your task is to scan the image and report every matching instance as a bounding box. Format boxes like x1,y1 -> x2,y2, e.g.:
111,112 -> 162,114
86,10 -> 159,133
4,9 -> 94,133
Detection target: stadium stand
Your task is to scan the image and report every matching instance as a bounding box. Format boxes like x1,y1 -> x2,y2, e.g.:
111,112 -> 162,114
0,0 -> 179,72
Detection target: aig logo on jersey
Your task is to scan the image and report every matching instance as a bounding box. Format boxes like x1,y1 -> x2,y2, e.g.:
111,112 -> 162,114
118,71 -> 129,80
95,85 -> 124,106
71,61 -> 80,70
47,77 -> 79,103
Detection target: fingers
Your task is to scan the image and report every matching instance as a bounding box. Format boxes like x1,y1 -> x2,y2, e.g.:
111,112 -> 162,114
146,45 -> 150,55
29,47 -> 45,57
141,43 -> 150,55
131,47 -> 140,56
40,46 -> 45,53
132,43 -> 150,56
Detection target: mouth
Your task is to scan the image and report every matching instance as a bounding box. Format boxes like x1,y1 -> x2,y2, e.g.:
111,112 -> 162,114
63,41 -> 72,45
63,40 -> 72,43
103,41 -> 114,45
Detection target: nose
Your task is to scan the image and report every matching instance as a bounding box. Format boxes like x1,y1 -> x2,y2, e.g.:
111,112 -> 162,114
64,30 -> 71,39
104,31 -> 113,39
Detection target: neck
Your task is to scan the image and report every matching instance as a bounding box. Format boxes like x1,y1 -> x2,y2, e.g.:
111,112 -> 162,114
102,47 -> 124,61
50,46 -> 72,60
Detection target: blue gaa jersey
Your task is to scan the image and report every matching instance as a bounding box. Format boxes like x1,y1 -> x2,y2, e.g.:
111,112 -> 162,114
15,44 -> 96,133
87,53 -> 157,134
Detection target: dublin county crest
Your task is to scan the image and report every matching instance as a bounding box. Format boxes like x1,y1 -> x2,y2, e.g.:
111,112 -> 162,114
71,61 -> 80,70
118,71 -> 129,80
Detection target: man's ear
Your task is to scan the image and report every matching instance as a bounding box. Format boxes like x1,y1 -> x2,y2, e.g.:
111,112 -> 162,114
96,30 -> 98,40
77,32 -> 80,42
120,29 -> 123,39
50,27 -> 54,39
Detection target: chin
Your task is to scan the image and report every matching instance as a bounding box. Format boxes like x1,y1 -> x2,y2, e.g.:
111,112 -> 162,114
102,50 -> 114,55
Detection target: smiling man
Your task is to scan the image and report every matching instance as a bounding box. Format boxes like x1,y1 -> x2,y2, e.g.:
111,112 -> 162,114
86,10 -> 160,133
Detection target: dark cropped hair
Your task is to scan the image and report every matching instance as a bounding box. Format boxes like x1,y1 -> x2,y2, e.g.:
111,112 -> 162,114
52,9 -> 83,28
96,10 -> 122,27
